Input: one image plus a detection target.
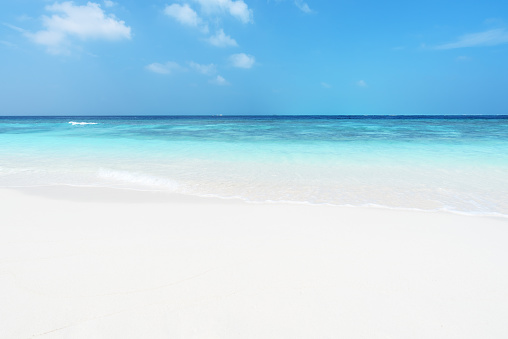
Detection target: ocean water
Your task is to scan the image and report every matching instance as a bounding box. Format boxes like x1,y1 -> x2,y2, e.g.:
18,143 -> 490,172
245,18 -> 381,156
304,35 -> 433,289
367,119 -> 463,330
1,115 -> 507,216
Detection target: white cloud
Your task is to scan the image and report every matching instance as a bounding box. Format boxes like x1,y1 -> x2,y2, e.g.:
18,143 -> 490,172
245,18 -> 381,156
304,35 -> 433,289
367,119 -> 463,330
103,0 -> 116,7
321,82 -> 331,89
435,29 -> 508,49
294,0 -> 312,13
163,1 -> 252,48
229,53 -> 255,68
192,0 -> 253,24
207,29 -> 238,47
164,3 -> 208,33
27,1 -> 131,54
356,80 -> 367,87
146,61 -> 183,74
209,75 -> 229,85
189,61 -> 217,75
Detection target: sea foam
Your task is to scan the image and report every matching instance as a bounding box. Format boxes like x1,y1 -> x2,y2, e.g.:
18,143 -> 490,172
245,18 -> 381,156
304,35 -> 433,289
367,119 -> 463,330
97,169 -> 179,191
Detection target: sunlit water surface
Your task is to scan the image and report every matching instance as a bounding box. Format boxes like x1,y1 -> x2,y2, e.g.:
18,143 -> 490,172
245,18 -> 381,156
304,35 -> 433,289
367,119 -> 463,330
1,116 -> 507,216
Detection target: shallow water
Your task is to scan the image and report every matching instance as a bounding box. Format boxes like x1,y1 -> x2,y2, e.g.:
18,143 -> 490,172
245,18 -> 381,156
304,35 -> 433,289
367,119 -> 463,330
1,115 -> 507,216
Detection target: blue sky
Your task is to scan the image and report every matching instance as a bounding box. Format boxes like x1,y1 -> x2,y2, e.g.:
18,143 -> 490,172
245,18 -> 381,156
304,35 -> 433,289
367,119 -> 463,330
1,0 -> 507,115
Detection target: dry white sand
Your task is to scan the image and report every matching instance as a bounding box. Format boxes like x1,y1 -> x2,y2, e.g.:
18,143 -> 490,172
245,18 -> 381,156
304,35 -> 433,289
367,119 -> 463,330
1,186 -> 507,338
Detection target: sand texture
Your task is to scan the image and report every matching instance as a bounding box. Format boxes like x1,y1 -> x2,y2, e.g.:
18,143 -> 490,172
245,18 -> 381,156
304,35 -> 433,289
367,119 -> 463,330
1,186 -> 507,338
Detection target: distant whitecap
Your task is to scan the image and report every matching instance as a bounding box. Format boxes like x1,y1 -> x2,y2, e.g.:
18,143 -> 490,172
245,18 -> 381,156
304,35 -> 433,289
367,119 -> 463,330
68,121 -> 98,125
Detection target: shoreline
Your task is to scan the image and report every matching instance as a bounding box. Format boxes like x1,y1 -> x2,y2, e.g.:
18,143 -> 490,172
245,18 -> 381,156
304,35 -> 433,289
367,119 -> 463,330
6,184 -> 508,219
1,186 -> 508,338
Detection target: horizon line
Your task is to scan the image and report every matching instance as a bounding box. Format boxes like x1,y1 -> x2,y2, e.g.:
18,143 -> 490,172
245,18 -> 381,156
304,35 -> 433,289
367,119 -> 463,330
1,114 -> 508,119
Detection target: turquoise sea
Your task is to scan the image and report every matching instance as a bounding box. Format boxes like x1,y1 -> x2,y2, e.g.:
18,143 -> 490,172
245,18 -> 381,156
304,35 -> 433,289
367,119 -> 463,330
1,116 -> 507,216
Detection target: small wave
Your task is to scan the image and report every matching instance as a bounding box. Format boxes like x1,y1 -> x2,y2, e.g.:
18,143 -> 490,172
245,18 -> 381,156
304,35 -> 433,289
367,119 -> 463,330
68,121 -> 98,125
98,169 -> 179,191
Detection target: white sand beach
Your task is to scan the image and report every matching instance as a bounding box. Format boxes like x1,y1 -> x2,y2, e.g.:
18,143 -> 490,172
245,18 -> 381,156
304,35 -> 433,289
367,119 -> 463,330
1,186 -> 507,338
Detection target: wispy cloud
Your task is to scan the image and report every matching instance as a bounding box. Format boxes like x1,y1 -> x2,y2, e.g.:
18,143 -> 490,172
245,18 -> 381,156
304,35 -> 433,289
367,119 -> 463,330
146,61 -> 183,74
16,14 -> 32,22
435,28 -> 508,49
164,3 -> 208,33
229,53 -> 255,68
26,1 -> 131,55
192,0 -> 253,24
321,82 -> 331,89
207,29 -> 238,47
209,75 -> 229,85
356,80 -> 367,87
3,23 -> 26,33
294,0 -> 313,13
0,40 -> 17,48
456,55 -> 472,61
103,0 -> 116,8
484,18 -> 504,25
189,61 -> 217,75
